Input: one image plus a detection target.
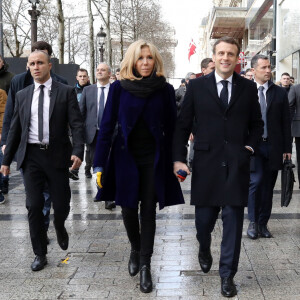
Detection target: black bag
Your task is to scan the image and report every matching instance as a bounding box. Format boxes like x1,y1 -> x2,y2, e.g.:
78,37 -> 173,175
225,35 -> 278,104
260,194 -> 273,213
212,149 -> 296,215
281,159 -> 295,207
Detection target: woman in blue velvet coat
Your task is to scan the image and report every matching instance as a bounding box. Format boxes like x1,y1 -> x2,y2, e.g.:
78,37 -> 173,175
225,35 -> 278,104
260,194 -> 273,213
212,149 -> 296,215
93,40 -> 184,293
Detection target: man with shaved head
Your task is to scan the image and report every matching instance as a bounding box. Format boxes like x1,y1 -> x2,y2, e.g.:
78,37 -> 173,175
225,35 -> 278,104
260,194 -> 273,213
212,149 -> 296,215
0,50 -> 84,271
1,41 -> 69,243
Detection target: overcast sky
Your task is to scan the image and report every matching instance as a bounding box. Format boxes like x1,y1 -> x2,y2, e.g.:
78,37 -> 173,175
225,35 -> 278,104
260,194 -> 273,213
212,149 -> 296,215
160,0 -> 213,83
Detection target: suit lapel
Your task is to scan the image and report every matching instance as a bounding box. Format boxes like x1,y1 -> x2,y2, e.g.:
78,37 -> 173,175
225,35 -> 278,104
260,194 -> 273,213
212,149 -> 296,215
25,85 -> 34,125
93,85 -> 98,108
49,80 -> 58,119
206,72 -> 223,110
266,81 -> 274,112
92,85 -> 98,121
228,72 -> 243,109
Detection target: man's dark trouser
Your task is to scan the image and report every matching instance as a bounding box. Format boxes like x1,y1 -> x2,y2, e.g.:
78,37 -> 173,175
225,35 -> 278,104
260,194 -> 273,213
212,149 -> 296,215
195,205 -> 244,278
248,141 -> 278,225
294,137 -> 300,185
85,132 -> 98,173
20,168 -> 51,231
22,145 -> 71,256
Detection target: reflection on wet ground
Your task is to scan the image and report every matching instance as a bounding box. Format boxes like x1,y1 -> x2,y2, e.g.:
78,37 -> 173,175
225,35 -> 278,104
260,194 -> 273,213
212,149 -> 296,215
0,162 -> 300,299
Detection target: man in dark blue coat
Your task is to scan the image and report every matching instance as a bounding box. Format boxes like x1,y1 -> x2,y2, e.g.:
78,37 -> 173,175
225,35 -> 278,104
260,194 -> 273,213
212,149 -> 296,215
173,36 -> 263,297
1,41 -> 68,242
247,55 -> 291,240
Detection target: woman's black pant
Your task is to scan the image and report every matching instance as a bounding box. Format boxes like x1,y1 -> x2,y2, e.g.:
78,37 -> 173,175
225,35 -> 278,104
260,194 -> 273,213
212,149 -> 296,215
121,163 -> 156,267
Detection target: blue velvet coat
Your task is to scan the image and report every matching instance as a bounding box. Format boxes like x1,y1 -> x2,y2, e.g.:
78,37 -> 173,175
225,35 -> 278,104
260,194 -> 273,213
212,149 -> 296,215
93,80 -> 184,209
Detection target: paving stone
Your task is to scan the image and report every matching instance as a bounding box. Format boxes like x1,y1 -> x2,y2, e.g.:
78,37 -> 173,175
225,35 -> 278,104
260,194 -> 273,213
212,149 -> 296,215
60,291 -> 109,299
1,164 -> 300,299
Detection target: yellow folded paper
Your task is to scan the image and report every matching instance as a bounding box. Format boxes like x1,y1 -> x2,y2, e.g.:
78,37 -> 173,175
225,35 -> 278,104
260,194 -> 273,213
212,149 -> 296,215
96,172 -> 103,189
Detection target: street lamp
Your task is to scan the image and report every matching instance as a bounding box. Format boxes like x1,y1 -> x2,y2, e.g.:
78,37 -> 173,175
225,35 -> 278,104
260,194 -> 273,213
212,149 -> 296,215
97,26 -> 106,63
28,0 -> 40,47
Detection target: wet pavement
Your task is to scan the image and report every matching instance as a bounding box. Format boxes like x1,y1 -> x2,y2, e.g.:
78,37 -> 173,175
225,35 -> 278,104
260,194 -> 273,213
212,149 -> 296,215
1,159 -> 300,300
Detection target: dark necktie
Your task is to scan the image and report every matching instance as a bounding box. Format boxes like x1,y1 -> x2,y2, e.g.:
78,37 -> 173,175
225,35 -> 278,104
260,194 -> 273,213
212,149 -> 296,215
258,86 -> 268,138
38,85 -> 45,143
98,87 -> 105,128
220,80 -> 229,108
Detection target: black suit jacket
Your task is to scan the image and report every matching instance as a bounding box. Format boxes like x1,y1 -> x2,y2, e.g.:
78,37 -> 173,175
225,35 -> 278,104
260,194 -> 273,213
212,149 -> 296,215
3,80 -> 84,169
173,71 -> 263,207
263,81 -> 292,170
1,69 -> 68,146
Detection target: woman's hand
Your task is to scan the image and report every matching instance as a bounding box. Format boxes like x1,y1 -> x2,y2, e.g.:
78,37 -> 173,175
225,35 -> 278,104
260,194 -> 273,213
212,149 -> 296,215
96,171 -> 104,189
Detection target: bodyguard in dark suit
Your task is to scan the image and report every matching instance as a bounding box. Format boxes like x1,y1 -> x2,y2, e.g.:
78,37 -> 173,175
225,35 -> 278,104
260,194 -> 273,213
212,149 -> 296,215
1,41 -> 68,241
173,37 -> 263,298
247,55 -> 291,240
288,83 -> 300,185
0,51 -> 84,271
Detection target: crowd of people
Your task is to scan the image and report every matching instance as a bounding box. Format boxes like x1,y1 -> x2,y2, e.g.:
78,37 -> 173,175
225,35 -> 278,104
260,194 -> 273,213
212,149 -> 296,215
0,36 -> 298,297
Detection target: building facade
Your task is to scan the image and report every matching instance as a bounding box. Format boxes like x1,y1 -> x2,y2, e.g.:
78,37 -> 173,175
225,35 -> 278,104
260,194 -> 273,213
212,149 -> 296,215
200,0 -> 300,83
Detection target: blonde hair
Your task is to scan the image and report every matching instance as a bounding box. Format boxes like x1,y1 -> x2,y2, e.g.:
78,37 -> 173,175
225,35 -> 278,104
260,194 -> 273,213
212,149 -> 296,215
120,40 -> 165,80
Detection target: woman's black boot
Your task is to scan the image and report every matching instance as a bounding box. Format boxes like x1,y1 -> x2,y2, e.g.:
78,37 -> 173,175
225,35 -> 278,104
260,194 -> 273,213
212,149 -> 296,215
128,250 -> 140,276
140,265 -> 152,293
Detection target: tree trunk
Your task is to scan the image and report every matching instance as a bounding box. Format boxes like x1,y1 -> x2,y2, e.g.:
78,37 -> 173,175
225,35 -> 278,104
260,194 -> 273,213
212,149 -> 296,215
87,0 -> 95,83
57,0 -> 65,64
106,0 -> 112,67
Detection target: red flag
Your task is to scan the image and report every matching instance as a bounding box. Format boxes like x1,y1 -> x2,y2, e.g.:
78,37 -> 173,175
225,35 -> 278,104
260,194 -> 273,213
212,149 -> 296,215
188,40 -> 196,61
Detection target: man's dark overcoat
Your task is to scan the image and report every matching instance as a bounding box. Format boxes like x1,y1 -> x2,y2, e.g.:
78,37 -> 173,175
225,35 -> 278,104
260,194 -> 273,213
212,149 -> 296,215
261,81 -> 292,170
93,80 -> 184,210
173,71 -> 263,207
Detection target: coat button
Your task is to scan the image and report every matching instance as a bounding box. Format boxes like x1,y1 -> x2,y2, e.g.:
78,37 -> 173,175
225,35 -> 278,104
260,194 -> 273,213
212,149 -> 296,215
221,162 -> 227,167
223,117 -> 227,121
121,146 -> 125,150
224,140 -> 228,144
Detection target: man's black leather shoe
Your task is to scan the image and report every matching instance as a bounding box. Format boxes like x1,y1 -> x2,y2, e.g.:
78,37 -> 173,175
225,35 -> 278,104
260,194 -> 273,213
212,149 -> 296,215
247,222 -> 258,239
221,277 -> 237,297
105,201 -> 116,210
128,250 -> 140,276
31,255 -> 47,271
140,265 -> 152,293
198,249 -> 213,273
68,169 -> 79,181
46,233 -> 50,245
85,170 -> 92,178
54,224 -> 69,250
258,224 -> 272,238
2,178 -> 9,194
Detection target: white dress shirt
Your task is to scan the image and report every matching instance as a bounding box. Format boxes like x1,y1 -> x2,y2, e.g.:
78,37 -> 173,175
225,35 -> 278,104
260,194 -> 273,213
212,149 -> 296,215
28,77 -> 52,144
254,80 -> 269,106
96,82 -> 110,129
215,72 -> 233,104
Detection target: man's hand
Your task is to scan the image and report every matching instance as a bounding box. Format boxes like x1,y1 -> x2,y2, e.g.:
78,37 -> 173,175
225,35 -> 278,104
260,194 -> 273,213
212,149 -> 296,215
283,153 -> 292,160
0,165 -> 10,176
173,161 -> 190,182
2,145 -> 6,154
70,155 -> 82,170
189,133 -> 194,142
245,146 -> 254,153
